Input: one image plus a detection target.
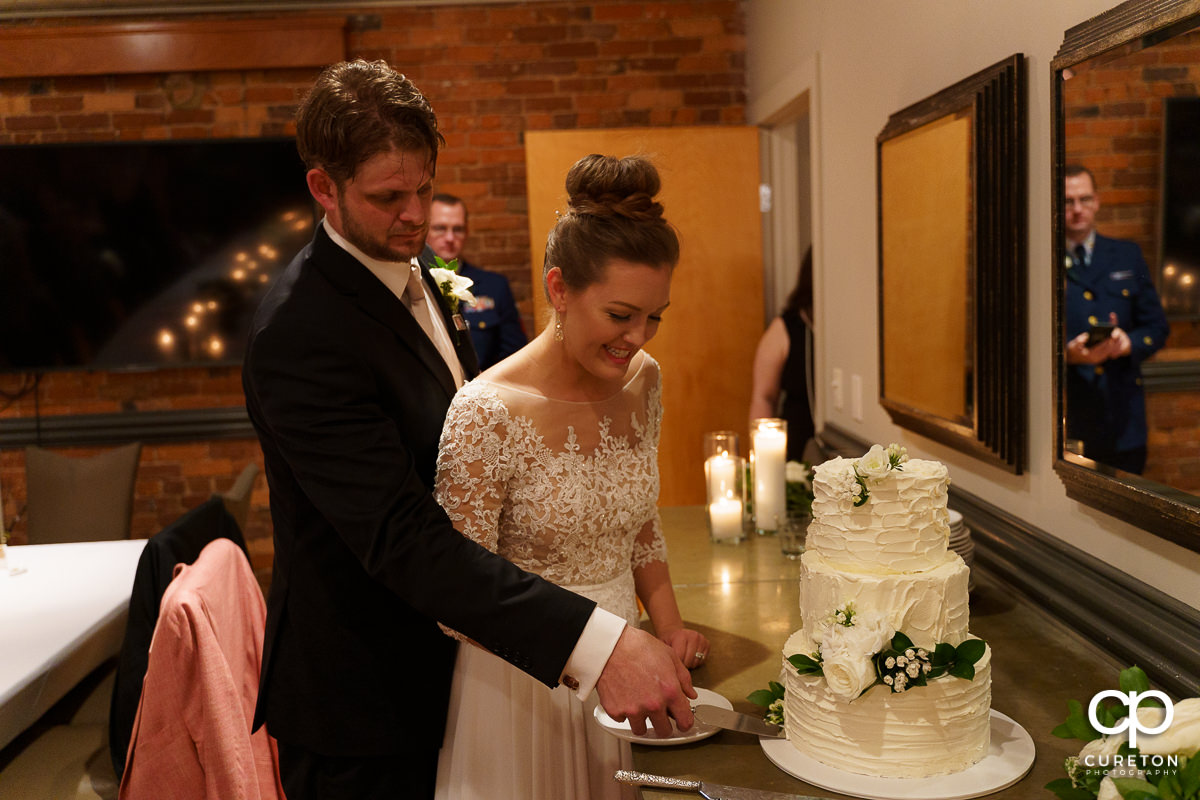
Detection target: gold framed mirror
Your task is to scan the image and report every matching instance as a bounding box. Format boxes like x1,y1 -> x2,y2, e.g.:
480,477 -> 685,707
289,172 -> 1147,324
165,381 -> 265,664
1052,0 -> 1200,553
878,54 -> 1027,472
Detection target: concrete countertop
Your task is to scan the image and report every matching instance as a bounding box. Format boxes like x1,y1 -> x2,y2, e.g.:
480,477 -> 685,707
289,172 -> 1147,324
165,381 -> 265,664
629,506 -> 1125,799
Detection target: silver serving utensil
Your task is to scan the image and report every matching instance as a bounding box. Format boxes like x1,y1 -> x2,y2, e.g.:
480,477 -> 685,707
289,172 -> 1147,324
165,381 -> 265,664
692,704 -> 784,738
614,770 -> 823,800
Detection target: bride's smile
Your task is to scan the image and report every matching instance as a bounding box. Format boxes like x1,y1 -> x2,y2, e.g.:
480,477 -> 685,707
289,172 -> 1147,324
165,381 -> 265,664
548,258 -> 672,397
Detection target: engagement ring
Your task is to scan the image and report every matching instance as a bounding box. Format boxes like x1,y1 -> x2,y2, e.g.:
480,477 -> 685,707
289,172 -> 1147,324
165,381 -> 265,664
695,651 -> 706,661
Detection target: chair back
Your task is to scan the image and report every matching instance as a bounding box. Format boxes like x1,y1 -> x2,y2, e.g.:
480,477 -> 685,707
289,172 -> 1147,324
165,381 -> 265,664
25,442 -> 141,545
118,537 -> 283,800
219,461 -> 260,533
109,496 -> 247,779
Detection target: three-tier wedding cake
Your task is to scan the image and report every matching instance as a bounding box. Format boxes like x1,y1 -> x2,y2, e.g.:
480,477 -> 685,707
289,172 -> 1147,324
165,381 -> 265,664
780,445 -> 991,778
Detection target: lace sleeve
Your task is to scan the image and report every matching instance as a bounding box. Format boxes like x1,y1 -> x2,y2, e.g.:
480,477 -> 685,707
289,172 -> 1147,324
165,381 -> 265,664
632,364 -> 668,569
632,512 -> 668,569
434,384 -> 514,642
435,383 -> 513,554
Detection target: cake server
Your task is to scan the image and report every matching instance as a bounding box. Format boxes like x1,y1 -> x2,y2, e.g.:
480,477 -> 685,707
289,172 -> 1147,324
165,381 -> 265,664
614,770 -> 822,800
692,704 -> 784,738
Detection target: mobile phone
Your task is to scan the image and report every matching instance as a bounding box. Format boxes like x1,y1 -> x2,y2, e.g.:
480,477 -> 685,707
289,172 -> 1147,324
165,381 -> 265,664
1086,323 -> 1115,346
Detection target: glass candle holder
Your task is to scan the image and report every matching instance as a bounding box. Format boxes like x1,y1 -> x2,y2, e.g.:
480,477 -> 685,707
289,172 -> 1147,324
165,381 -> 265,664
750,418 -> 788,534
703,431 -> 746,543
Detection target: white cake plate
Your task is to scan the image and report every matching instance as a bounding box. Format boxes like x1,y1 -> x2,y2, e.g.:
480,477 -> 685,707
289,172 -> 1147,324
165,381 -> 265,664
760,710 -> 1034,800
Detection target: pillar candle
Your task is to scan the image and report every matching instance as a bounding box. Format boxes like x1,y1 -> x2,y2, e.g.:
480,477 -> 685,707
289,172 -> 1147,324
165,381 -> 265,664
708,497 -> 744,542
752,425 -> 787,530
705,453 -> 738,501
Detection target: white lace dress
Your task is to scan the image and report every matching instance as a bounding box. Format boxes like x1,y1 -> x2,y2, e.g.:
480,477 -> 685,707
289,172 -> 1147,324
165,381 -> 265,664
432,353 -> 668,800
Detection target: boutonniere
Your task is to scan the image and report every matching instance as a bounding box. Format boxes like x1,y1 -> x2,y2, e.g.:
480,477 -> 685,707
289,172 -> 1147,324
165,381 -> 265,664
429,256 -> 475,342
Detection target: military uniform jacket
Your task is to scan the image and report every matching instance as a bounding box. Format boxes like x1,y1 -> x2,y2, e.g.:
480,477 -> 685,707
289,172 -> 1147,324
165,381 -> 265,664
1064,233 -> 1169,455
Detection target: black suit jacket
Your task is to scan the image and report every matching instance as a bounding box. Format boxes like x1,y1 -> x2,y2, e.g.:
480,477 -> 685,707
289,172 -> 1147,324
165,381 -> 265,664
242,226 -> 595,756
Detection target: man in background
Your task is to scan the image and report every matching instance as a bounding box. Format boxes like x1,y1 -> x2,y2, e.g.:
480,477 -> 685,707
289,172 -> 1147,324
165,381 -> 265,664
1063,163 -> 1169,474
428,193 -> 527,368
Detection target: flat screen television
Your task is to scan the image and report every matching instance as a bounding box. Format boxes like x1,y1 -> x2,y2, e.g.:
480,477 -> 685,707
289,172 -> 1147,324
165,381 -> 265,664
0,137 -> 316,373
1162,97 -> 1200,319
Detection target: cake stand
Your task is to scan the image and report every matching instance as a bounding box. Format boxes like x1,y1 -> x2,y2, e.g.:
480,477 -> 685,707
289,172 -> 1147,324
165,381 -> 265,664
760,710 -> 1035,800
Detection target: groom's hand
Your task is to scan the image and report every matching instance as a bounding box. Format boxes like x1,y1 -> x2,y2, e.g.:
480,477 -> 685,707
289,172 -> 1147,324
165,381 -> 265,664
596,626 -> 697,737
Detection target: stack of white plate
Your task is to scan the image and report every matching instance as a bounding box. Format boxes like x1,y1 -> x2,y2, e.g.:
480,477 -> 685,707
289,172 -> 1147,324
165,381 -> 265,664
947,509 -> 976,591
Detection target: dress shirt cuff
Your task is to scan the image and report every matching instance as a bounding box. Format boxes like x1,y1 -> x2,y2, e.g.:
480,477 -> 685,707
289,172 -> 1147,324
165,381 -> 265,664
560,606 -> 625,700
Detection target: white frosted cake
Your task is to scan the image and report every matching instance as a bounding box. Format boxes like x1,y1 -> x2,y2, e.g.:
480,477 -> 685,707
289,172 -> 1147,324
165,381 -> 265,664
781,445 -> 991,778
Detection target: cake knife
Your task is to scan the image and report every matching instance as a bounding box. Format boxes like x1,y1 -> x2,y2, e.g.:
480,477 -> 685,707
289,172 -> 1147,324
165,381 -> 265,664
692,705 -> 784,738
614,770 -> 823,800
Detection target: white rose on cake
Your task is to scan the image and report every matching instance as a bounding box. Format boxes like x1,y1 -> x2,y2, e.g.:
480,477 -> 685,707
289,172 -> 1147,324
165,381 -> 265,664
822,655 -> 877,701
856,444 -> 892,480
818,613 -> 894,700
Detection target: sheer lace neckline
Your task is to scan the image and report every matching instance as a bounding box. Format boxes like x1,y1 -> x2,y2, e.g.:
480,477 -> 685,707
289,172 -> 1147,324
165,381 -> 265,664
482,353 -> 649,405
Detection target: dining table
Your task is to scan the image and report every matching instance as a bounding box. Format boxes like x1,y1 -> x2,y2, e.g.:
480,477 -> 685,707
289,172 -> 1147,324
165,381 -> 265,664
626,506 -> 1126,800
0,538 -> 147,752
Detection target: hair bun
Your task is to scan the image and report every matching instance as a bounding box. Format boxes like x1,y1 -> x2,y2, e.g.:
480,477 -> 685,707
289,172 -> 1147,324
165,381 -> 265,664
565,154 -> 665,223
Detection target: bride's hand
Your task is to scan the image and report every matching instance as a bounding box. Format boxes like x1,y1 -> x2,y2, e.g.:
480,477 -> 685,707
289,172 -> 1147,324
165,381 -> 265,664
661,627 -> 710,670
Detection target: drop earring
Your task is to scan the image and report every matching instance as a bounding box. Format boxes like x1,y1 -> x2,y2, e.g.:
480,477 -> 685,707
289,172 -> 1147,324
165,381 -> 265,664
554,316 -> 564,342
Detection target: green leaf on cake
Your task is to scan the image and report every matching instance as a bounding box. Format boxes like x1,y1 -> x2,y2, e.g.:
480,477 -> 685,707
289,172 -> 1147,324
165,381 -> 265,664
788,652 -> 824,675
949,639 -> 986,678
955,638 -> 987,664
931,642 -> 956,666
747,681 -> 785,709
890,631 -> 915,652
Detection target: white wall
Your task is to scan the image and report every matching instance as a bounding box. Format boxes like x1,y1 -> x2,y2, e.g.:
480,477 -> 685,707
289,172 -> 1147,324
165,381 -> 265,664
745,0 -> 1200,609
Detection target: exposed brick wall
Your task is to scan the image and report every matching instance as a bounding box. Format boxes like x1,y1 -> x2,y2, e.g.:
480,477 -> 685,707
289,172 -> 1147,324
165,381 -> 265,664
0,1 -> 746,571
1062,29 -> 1200,261
1062,29 -> 1200,493
1146,389 -> 1200,493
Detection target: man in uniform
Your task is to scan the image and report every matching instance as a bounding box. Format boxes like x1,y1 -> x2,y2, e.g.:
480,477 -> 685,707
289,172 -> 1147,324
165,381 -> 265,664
1063,164 -> 1169,474
428,194 -> 527,369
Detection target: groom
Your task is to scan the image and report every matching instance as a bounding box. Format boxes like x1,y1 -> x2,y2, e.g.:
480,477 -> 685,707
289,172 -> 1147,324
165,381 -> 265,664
242,59 -> 696,799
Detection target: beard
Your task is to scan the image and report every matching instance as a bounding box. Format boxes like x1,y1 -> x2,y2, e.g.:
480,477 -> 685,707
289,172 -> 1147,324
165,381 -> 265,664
339,205 -> 427,263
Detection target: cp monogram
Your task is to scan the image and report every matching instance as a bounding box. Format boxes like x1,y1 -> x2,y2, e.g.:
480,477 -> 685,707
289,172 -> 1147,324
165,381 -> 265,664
1088,689 -> 1175,749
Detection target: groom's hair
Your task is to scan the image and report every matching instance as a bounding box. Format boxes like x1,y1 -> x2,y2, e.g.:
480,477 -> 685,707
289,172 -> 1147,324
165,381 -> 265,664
295,59 -> 445,187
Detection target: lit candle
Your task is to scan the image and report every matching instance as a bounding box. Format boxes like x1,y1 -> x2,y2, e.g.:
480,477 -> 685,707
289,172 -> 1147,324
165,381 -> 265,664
705,453 -> 737,501
752,420 -> 787,532
708,497 -> 744,542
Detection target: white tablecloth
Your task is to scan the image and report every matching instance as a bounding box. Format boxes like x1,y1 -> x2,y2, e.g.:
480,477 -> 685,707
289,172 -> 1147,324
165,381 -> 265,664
0,539 -> 147,751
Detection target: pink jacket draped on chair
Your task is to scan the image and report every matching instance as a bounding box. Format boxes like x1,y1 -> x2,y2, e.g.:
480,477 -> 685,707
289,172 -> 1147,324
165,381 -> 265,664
119,537 -> 284,800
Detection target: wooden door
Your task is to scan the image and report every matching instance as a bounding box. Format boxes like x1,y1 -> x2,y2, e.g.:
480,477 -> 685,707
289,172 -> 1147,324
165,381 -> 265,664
524,127 -> 763,506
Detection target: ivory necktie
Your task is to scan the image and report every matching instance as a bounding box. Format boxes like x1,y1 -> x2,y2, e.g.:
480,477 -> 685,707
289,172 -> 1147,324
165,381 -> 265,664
404,269 -> 439,344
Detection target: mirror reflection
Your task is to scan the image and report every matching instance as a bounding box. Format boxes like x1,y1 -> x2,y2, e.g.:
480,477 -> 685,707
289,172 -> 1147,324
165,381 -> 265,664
1060,25 -> 1200,494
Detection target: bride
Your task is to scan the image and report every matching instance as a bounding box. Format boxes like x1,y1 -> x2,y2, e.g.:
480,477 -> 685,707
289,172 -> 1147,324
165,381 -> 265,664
432,153 -> 709,800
